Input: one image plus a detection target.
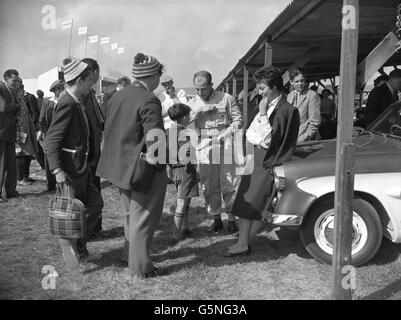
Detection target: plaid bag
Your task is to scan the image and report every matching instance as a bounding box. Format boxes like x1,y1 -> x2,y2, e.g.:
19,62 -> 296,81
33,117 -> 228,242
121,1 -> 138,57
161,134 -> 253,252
49,183 -> 86,239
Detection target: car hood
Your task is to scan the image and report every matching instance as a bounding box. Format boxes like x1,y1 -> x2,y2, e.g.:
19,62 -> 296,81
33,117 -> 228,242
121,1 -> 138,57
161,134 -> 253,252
284,134 -> 401,179
293,134 -> 401,160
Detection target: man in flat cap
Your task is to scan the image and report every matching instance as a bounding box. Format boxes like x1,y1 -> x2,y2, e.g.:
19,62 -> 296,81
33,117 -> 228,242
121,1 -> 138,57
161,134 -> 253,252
158,74 -> 188,130
37,79 -> 65,191
101,76 -> 131,119
188,70 -> 243,234
97,52 -> 168,278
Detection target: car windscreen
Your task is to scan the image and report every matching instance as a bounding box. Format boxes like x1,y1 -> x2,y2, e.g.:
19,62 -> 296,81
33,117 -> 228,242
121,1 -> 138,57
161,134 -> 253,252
368,103 -> 401,137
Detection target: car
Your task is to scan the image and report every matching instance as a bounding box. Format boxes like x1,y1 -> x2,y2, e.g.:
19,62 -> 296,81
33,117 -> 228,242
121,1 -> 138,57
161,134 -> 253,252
266,101 -> 401,266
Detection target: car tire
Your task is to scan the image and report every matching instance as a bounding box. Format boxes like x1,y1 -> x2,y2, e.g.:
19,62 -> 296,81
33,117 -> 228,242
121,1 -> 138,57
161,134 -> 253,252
300,197 -> 382,266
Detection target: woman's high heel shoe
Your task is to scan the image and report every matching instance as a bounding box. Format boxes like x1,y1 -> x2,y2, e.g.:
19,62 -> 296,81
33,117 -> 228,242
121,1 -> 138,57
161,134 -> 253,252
223,246 -> 251,257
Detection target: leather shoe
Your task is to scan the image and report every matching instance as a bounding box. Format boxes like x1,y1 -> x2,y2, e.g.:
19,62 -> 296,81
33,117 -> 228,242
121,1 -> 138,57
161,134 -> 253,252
182,229 -> 192,238
209,218 -> 224,233
144,267 -> 168,278
223,246 -> 251,258
7,191 -> 19,199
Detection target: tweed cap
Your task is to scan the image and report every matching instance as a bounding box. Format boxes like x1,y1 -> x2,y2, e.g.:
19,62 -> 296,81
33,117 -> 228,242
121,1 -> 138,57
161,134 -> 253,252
49,79 -> 65,92
160,74 -> 173,84
132,53 -> 162,79
63,58 -> 88,82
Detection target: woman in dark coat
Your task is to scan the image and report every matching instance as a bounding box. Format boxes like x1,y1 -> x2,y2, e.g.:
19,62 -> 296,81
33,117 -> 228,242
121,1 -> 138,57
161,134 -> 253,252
225,66 -> 300,257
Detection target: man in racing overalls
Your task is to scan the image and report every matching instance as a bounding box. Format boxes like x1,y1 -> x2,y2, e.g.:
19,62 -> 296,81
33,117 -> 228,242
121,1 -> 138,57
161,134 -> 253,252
188,70 -> 243,233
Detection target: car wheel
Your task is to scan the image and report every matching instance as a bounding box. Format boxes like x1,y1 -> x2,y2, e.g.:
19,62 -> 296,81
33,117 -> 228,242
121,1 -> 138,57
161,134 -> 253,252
300,197 -> 382,266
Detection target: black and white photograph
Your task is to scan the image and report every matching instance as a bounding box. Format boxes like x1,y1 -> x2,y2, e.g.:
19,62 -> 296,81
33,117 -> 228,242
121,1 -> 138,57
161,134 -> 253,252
1,0 -> 401,304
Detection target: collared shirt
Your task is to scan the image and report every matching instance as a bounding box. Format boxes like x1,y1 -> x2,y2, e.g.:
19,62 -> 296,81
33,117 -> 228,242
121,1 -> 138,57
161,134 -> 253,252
246,95 -> 282,149
188,90 -> 242,137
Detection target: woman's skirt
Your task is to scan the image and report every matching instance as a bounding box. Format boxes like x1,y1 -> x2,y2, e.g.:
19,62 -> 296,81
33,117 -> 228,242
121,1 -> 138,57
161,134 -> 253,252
231,146 -> 274,220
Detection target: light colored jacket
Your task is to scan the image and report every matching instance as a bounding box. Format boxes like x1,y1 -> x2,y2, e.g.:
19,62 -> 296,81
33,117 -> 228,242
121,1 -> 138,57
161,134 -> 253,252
287,89 -> 321,142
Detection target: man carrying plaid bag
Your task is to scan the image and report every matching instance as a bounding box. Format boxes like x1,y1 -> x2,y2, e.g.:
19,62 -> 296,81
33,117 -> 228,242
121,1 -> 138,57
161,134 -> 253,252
46,57 -> 103,268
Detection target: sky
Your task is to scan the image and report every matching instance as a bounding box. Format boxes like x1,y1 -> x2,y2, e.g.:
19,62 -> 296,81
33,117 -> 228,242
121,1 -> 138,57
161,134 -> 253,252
0,0 -> 291,87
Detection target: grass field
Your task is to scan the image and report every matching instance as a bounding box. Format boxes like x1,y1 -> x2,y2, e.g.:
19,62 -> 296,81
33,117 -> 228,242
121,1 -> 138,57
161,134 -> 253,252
0,161 -> 400,300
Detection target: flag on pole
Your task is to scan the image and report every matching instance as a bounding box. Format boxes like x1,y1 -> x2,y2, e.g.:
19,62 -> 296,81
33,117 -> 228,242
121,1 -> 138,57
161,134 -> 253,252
117,47 -> 125,54
100,37 -> 110,45
88,35 -> 99,43
111,42 -> 118,50
61,19 -> 73,30
78,26 -> 88,35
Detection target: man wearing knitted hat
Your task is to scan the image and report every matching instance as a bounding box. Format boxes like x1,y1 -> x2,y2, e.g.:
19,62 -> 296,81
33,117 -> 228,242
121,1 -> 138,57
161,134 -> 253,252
46,57 -> 103,268
188,70 -> 243,234
97,53 -> 168,278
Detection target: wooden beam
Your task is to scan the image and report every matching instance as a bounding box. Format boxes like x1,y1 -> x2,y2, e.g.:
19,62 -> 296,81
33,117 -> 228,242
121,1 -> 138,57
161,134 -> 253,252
232,77 -> 237,98
264,43 -> 273,67
225,82 -> 230,94
282,47 -> 322,84
356,31 -> 401,89
317,80 -> 326,89
243,66 -> 249,125
331,0 -> 359,301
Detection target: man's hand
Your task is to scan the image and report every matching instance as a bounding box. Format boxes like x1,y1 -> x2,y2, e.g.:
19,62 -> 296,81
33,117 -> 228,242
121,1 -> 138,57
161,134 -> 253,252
55,170 -> 68,184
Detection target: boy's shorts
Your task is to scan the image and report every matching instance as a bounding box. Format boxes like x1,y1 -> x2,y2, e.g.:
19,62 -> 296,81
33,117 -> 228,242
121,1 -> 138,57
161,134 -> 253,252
171,164 -> 199,199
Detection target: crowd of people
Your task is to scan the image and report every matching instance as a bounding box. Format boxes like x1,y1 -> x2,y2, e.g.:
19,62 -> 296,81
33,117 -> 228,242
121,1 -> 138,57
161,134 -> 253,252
0,52 -> 397,278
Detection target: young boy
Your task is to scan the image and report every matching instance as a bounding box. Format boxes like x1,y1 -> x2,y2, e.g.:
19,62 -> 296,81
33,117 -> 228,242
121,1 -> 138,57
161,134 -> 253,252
167,103 -> 199,245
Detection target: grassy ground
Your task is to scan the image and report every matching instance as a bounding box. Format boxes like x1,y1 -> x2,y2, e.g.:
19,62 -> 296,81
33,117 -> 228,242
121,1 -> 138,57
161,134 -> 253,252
0,161 -> 401,300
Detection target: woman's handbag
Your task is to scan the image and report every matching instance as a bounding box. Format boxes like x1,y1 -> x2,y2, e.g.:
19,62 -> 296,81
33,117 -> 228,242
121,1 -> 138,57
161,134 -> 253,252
49,183 -> 86,239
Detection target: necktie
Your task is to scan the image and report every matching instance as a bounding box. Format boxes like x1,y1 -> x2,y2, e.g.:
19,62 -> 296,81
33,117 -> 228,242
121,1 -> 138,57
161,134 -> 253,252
393,90 -> 399,102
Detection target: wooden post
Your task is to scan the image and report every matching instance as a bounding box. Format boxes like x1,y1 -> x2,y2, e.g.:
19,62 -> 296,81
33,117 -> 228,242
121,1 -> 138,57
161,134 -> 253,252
264,43 -> 273,67
232,77 -> 237,99
331,0 -> 359,300
243,66 -> 249,125
225,82 -> 230,95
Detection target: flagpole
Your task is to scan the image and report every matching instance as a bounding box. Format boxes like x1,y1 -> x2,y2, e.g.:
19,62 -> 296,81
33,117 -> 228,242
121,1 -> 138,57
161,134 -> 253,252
68,19 -> 74,57
97,38 -> 100,60
84,27 -> 89,57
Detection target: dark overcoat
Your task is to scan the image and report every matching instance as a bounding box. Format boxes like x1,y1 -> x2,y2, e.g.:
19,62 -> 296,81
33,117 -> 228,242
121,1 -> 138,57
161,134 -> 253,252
45,91 -> 90,178
0,82 -> 20,143
366,83 -> 398,126
96,82 -> 165,191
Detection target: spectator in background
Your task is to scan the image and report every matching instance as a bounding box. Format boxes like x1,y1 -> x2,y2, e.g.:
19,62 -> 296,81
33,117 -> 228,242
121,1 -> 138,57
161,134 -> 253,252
373,74 -> 388,88
81,58 -> 105,236
15,79 -> 38,185
36,90 -> 44,111
366,69 -> 401,126
0,69 -> 21,202
319,89 -> 337,139
287,69 -> 321,142
158,74 -> 188,130
102,76 -> 131,118
35,89 -> 46,170
37,79 -> 65,191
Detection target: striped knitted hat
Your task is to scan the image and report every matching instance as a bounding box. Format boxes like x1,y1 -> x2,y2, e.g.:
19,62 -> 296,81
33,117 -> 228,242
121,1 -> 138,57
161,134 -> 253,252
62,57 -> 88,82
132,53 -> 162,79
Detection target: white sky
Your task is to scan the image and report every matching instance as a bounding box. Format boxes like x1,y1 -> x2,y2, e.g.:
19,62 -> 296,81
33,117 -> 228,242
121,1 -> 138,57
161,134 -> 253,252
0,0 -> 292,87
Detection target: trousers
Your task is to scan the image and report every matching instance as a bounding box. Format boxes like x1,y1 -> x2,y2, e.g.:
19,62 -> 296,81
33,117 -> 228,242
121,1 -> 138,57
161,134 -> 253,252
0,140 -> 17,198
119,170 -> 168,276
